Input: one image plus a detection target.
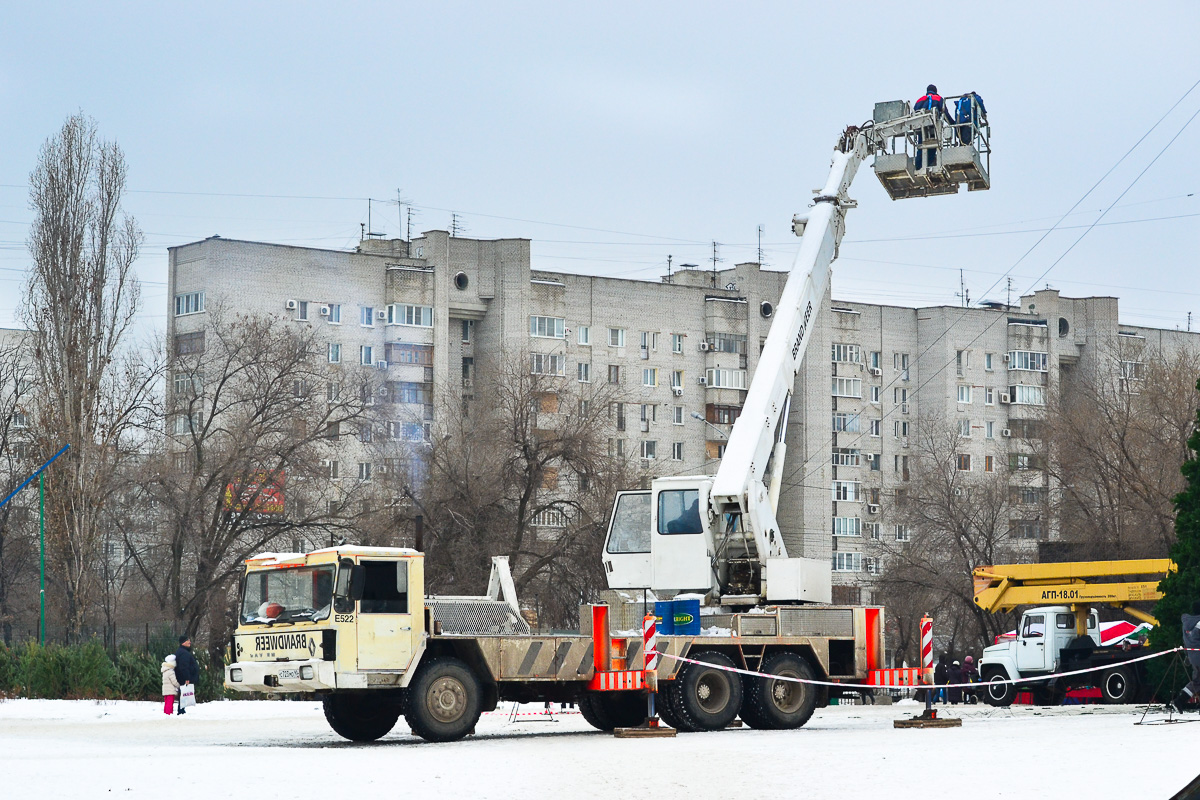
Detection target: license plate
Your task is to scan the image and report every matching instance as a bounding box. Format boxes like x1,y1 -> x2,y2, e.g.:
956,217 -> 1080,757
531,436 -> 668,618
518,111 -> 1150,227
278,669 -> 300,680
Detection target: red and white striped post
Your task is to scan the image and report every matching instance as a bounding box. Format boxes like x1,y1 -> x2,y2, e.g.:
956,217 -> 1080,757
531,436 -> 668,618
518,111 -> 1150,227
643,614 -> 659,726
920,613 -> 935,714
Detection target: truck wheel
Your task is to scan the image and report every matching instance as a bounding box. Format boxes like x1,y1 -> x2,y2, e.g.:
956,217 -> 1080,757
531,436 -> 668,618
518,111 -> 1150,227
741,652 -> 818,730
655,682 -> 693,731
404,656 -> 483,742
982,668 -> 1016,707
1101,667 -> 1136,704
672,651 -> 743,732
578,692 -> 645,731
322,693 -> 401,742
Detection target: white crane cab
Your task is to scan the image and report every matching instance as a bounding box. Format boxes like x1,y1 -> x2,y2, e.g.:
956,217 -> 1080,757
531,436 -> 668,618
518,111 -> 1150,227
602,477 -> 715,594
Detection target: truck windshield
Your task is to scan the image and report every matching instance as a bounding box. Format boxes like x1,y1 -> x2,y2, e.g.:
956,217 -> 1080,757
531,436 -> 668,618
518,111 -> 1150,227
241,565 -> 335,624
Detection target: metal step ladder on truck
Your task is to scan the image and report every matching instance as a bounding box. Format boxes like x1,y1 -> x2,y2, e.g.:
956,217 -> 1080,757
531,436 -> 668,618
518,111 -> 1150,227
223,97 -> 991,742
972,559 -> 1175,706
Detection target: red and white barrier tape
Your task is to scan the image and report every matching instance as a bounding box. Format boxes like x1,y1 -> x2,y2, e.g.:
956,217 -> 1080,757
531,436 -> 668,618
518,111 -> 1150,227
656,646 -> 1190,691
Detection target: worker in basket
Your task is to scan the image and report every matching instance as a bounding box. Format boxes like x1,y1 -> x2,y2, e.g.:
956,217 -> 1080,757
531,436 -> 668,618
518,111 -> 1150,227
913,84 -> 950,169
955,91 -> 987,146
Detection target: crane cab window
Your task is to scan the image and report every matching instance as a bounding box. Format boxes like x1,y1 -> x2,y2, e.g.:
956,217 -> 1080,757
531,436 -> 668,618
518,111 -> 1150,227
1055,614 -> 1074,629
1022,614 -> 1045,638
607,493 -> 652,553
360,560 -> 409,614
659,489 -> 703,534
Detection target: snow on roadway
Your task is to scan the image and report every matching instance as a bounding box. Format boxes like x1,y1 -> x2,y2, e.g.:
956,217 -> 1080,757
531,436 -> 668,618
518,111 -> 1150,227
0,698 -> 1196,798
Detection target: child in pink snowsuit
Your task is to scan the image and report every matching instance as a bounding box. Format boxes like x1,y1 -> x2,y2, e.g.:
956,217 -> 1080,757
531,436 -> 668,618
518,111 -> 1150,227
161,654 -> 180,715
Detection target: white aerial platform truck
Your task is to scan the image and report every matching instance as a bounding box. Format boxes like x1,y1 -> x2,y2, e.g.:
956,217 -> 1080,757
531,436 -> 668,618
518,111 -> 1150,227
224,98 -> 990,742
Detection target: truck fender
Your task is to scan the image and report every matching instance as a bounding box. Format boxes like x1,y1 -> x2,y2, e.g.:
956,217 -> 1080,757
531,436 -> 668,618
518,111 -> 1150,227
396,636 -> 429,689
979,656 -> 1018,682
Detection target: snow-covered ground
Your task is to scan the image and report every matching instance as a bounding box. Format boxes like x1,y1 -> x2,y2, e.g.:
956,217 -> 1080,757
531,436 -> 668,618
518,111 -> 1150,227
0,698 -> 1195,798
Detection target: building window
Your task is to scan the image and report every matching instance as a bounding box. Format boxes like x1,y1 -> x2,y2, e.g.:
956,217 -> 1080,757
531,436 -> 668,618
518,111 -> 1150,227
958,419 -> 971,437
893,387 -> 908,404
608,365 -> 622,384
358,424 -> 373,444
864,557 -> 881,576
706,369 -> 747,389
831,343 -> 862,363
894,352 -> 910,379
577,326 -> 590,345
641,440 -> 657,460
608,328 -> 626,347
530,353 -> 566,376
957,385 -> 972,404
894,525 -> 911,542
671,370 -> 683,389
640,331 -> 658,350
326,303 -> 341,323
673,406 -> 684,425
174,331 -> 205,355
985,388 -> 995,406
172,412 -> 203,435
1008,351 -> 1049,372
985,353 -> 994,371
870,351 -> 881,370
956,453 -> 972,471
295,301 -> 309,321
389,304 -> 434,327
869,419 -> 881,437
328,343 -> 341,363
832,412 -> 861,433
1009,385 -> 1046,406
530,316 -> 566,338
360,345 -> 374,365
709,405 -> 740,425
385,343 -> 433,365
895,454 -> 909,480
709,332 -> 747,354
867,453 -> 880,471
833,516 -> 861,537
672,442 -> 684,461
865,522 -> 881,540
327,382 -> 341,402
671,334 -> 684,354
174,291 -> 205,316
832,552 -> 862,572
832,481 -> 860,502
1009,453 -> 1045,471
832,377 -> 862,398
956,349 -> 969,375
893,420 -> 909,437
1011,486 -> 1047,505
870,385 -> 880,404
643,368 -> 658,387
640,404 -> 656,423
831,448 -> 861,467
1119,360 -> 1146,381
173,371 -> 202,396
389,382 -> 432,405
577,362 -> 591,383
361,306 -> 375,326
984,455 -> 995,472
461,320 -> 473,343
1011,519 -> 1046,540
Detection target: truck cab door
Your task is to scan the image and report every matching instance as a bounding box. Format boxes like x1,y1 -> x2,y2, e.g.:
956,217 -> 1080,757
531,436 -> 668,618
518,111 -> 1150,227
356,558 -> 415,671
651,484 -> 713,593
1016,613 -> 1047,672
602,491 -> 652,589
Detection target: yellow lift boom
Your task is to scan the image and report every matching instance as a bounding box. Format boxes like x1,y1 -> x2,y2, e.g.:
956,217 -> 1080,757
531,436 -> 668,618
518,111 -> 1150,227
972,559 -> 1175,636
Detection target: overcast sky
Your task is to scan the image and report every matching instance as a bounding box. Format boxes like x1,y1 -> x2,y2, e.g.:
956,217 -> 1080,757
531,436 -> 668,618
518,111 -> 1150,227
1,2 -> 1197,334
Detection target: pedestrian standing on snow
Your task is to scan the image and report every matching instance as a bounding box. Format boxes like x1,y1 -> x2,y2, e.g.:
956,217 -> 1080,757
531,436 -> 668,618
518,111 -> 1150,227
962,655 -> 979,703
173,635 -> 200,715
934,653 -> 950,704
161,654 -> 180,716
948,660 -> 964,705
1171,600 -> 1200,712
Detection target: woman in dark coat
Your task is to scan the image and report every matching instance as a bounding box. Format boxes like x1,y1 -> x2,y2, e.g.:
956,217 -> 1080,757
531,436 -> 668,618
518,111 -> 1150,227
934,654 -> 949,704
947,660 -> 964,704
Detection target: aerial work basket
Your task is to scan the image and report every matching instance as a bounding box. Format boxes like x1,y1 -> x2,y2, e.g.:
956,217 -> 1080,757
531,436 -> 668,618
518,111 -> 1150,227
870,96 -> 991,200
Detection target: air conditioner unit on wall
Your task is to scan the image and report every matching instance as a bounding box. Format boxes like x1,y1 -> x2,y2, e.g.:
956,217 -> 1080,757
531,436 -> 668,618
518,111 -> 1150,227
867,503 -> 880,514
377,309 -> 387,320
1002,353 -> 1011,363
376,360 -> 389,370
285,299 -> 298,310
672,386 -> 684,397
869,367 -> 882,377
1001,428 -> 1012,437
999,393 -> 1011,404
699,341 -> 711,352
698,376 -> 708,385
320,305 -> 331,316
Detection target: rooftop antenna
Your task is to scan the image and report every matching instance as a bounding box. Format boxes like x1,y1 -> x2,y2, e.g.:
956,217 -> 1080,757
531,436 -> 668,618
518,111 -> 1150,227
667,254 -> 673,284
757,225 -> 764,266
396,188 -> 412,240
955,269 -> 970,307
365,199 -> 384,239
450,213 -> 464,238
1188,311 -> 1193,332
1006,277 -> 1013,309
710,241 -> 722,288
407,206 -> 415,242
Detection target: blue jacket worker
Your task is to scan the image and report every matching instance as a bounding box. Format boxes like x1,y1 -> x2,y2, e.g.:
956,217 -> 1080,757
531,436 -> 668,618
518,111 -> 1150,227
955,91 -> 987,146
173,635 -> 200,715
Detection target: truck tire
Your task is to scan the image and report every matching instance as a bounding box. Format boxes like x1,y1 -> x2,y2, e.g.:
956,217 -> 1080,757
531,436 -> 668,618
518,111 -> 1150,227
982,668 -> 1016,707
578,692 -> 646,731
740,652 -> 818,730
655,682 -> 693,731
671,651 -> 743,732
404,656 -> 483,742
322,693 -> 402,742
1100,666 -> 1136,704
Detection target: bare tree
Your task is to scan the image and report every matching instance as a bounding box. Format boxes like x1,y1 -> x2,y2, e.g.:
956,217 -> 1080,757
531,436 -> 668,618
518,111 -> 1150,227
0,337 -> 38,644
22,113 -> 158,642
1049,341 -> 1200,560
407,352 -> 645,627
873,416 -> 1023,654
129,311 -> 374,654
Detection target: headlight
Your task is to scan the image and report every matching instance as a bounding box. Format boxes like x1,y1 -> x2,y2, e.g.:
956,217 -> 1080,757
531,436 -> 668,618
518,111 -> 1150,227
299,665 -> 314,680
230,668 -> 243,682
